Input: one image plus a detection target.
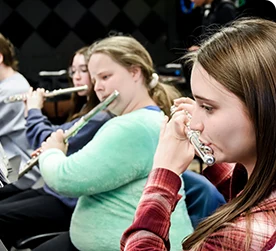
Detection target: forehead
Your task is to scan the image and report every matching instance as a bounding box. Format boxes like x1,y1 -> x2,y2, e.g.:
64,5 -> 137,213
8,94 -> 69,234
72,53 -> 86,65
191,63 -> 240,105
88,53 -> 121,75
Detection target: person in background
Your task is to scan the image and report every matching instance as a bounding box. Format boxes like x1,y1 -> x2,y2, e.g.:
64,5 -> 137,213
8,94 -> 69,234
0,33 -> 40,198
30,35 -> 193,251
0,46 -> 113,250
188,0 -> 236,51
121,18 -> 276,250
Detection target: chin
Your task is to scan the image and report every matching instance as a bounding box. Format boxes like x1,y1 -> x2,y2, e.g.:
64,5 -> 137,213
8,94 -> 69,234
77,91 -> 86,96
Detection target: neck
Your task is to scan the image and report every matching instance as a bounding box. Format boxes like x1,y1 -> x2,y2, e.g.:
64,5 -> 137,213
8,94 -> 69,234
0,65 -> 15,81
241,158 -> 256,178
121,84 -> 157,115
122,96 -> 156,115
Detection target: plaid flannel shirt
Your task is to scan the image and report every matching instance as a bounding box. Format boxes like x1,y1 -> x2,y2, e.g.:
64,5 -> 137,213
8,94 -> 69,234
121,164 -> 276,251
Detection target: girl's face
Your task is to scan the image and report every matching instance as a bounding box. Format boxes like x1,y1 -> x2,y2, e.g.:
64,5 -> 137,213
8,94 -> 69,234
88,53 -> 140,116
190,63 -> 256,172
69,53 -> 92,97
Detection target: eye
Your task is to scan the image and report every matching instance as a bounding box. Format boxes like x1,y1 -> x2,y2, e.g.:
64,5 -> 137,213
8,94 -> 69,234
80,65 -> 88,73
102,74 -> 110,80
201,105 -> 213,113
68,67 -> 76,77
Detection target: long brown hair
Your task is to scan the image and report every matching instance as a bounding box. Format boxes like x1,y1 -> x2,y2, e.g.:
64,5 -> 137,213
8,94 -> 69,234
87,36 -> 181,116
67,46 -> 100,121
182,18 -> 276,250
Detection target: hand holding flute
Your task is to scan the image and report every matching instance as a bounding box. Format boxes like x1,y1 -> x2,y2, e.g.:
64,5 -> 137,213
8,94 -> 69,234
4,85 -> 88,103
152,97 -> 215,175
18,90 -> 119,178
41,129 -> 68,154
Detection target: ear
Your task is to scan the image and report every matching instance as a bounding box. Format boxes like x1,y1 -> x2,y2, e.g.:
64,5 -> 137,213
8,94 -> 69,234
129,66 -> 142,82
0,54 -> 3,64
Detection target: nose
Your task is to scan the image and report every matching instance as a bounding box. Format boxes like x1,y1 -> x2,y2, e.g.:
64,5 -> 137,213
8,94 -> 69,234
93,79 -> 103,92
189,110 -> 204,133
73,70 -> 81,80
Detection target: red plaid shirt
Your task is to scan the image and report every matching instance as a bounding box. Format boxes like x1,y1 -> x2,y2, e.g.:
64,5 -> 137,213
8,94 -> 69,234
121,165 -> 276,251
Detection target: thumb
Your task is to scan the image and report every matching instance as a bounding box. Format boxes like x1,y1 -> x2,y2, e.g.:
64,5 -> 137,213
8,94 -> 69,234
56,129 -> 65,142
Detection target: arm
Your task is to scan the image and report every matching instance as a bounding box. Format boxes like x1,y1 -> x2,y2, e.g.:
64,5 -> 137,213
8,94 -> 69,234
261,231 -> 276,251
121,168 -> 182,251
120,107 -> 194,250
27,106 -> 112,152
39,116 -> 157,197
202,163 -> 235,201
120,168 -> 250,251
0,75 -> 29,136
25,87 -> 60,149
26,109 -> 60,149
0,102 -> 26,136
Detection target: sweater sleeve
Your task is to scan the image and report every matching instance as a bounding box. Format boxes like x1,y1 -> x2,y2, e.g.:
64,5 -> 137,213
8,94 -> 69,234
39,116 -> 157,197
26,109 -> 111,154
121,168 -> 182,251
0,74 -> 30,136
26,109 -> 60,149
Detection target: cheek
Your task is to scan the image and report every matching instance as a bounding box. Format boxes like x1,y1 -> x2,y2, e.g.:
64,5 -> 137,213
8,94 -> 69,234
83,75 -> 92,86
215,121 -> 253,151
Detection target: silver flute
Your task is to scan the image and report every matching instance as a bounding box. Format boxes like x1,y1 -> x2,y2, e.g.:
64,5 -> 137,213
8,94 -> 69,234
170,105 -> 215,166
4,85 -> 88,103
18,90 -> 119,178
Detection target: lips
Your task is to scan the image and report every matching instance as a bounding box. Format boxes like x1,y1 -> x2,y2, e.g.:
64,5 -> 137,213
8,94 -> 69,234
199,138 -> 212,148
101,95 -> 108,101
100,94 -> 112,102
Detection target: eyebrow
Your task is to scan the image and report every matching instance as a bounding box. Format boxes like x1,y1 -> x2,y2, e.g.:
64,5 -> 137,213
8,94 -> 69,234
71,64 -> 87,68
193,94 -> 211,102
193,94 -> 218,105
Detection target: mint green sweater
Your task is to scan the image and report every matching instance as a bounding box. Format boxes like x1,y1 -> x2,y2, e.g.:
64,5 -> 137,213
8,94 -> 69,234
39,108 -> 193,251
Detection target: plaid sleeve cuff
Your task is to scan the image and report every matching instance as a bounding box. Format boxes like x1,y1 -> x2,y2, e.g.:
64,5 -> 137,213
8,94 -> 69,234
145,168 -> 182,207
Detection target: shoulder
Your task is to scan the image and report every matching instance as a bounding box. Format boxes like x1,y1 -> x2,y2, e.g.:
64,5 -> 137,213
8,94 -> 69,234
235,191 -> 276,249
1,72 -> 30,93
94,109 -> 164,142
104,109 -> 164,132
10,72 -> 29,84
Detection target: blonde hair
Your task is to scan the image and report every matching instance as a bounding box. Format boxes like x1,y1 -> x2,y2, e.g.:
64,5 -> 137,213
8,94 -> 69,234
87,36 -> 181,116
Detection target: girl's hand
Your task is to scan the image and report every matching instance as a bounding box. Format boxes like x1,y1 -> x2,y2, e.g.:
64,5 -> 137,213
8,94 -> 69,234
172,97 -> 195,116
25,87 -> 45,111
153,109 -> 195,175
41,129 -> 68,154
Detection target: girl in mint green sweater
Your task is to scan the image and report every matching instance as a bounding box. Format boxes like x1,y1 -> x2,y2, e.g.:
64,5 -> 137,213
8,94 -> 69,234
36,36 -> 193,251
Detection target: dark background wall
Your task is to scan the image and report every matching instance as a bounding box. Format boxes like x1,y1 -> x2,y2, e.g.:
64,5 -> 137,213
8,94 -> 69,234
0,0 -> 275,87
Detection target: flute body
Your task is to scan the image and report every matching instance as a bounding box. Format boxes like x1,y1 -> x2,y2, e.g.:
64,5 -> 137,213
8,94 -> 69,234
18,90 -> 119,178
187,131 -> 215,166
4,85 -> 88,103
170,105 -> 215,166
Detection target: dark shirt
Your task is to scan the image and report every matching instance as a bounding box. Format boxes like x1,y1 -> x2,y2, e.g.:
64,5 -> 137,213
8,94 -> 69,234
201,0 -> 236,36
